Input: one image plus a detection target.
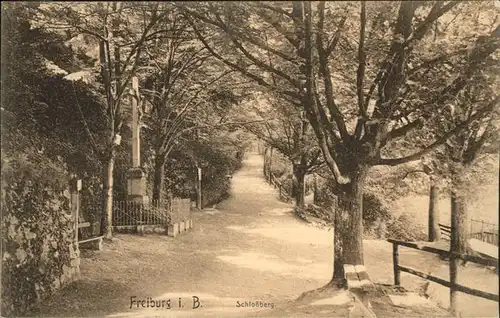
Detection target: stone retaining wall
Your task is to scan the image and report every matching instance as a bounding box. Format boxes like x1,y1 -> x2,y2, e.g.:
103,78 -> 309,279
1,213 -> 80,316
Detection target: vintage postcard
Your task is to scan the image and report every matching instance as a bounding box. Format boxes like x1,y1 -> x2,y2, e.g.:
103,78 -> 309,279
1,1 -> 498,317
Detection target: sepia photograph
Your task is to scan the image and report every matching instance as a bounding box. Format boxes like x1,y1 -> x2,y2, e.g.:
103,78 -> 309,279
1,1 -> 499,317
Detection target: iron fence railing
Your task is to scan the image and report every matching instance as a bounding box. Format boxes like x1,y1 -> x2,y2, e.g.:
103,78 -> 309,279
83,198 -> 192,228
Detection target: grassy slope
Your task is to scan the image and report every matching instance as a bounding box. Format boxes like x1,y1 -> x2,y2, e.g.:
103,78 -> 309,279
390,176 -> 498,227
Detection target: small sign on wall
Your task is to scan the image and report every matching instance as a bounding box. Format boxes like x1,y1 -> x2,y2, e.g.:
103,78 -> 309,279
113,134 -> 121,145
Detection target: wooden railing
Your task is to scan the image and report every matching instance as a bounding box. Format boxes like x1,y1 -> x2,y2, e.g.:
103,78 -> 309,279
470,231 -> 499,246
439,223 -> 451,240
470,218 -> 499,246
265,171 -> 292,202
389,239 -> 499,313
439,222 -> 499,246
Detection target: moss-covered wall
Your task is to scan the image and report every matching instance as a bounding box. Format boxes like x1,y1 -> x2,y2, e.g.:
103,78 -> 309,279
1,158 -> 80,317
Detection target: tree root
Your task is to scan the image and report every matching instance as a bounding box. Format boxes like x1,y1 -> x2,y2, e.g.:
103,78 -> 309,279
295,278 -> 345,301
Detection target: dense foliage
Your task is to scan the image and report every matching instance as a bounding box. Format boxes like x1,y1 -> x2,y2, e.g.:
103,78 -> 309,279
1,2 -> 250,315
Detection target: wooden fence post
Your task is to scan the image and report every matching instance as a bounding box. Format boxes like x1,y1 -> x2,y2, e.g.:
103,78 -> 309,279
393,243 -> 401,286
197,167 -> 202,210
481,220 -> 484,240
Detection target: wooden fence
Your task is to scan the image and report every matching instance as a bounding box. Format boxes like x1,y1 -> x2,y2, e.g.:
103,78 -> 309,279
264,170 -> 292,202
470,231 -> 499,246
389,238 -> 498,314
439,219 -> 499,246
470,218 -> 499,246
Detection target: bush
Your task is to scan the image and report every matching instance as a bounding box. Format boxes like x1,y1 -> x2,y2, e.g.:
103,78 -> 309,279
304,174 -> 315,196
362,192 -> 391,231
200,148 -> 244,207
386,212 -> 427,241
277,174 -> 294,194
268,154 -> 289,178
314,180 -> 391,234
313,179 -> 425,241
151,137 -> 246,208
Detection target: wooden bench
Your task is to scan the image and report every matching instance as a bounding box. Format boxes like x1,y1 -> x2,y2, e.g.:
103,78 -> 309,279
78,221 -> 91,229
78,235 -> 104,250
439,223 -> 451,240
77,221 -> 103,250
344,264 -> 376,318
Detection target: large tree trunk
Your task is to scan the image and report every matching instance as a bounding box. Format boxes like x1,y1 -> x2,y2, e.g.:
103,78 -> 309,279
196,165 -> 202,209
331,165 -> 368,283
152,154 -> 166,204
450,170 -> 470,311
101,147 -> 116,240
292,164 -> 307,208
428,175 -> 441,242
450,182 -> 469,255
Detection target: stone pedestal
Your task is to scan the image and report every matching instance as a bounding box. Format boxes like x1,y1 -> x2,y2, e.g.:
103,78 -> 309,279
127,167 -> 149,205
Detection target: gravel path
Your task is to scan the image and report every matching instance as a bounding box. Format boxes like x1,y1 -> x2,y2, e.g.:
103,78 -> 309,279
29,153 -> 457,317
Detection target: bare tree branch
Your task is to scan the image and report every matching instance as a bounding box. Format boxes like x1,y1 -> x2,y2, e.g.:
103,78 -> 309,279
182,5 -> 299,85
258,3 -> 294,19
387,118 -> 423,140
252,5 -> 300,49
356,1 -> 367,118
325,15 -> 347,56
404,1 -> 460,46
183,12 -> 299,100
316,1 -> 350,142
